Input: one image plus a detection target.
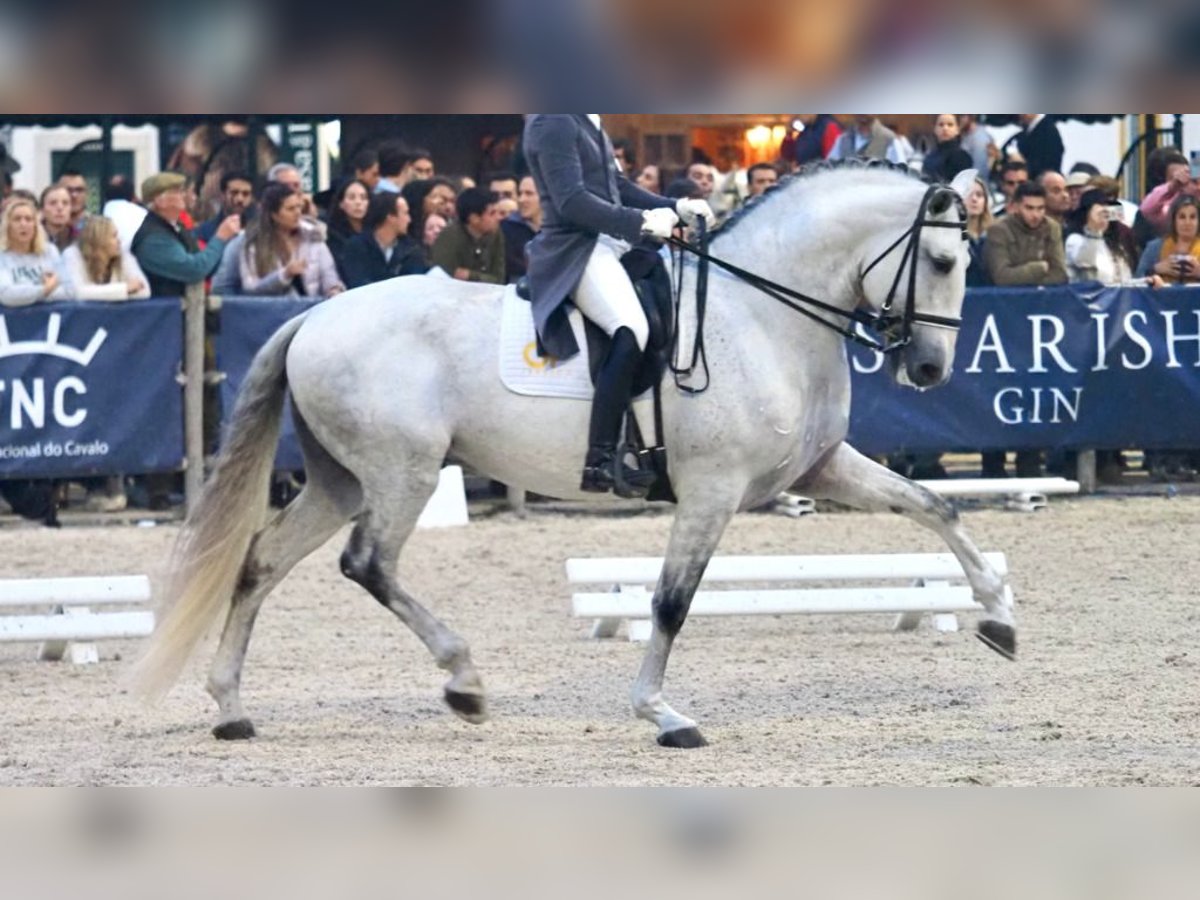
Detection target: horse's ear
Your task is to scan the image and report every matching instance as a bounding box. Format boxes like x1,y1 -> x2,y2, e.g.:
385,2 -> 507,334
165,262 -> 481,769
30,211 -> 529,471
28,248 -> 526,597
948,168 -> 978,202
929,189 -> 954,216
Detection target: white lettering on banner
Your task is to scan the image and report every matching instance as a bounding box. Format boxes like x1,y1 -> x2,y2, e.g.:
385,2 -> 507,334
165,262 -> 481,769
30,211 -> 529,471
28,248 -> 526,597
851,349 -> 884,375
1028,315 -> 1077,373
1121,310 -> 1153,370
965,315 -> 1015,373
64,439 -> 109,457
1092,312 -> 1110,372
850,322 -> 885,374
11,378 -> 44,429
993,386 -> 1084,425
0,442 -> 42,459
0,377 -> 90,429
1161,310 -> 1200,368
54,377 -> 86,427
994,387 -> 1023,424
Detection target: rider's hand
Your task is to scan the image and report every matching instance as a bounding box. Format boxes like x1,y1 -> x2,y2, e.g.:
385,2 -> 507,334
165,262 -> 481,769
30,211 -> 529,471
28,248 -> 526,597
641,207 -> 679,241
675,198 -> 717,229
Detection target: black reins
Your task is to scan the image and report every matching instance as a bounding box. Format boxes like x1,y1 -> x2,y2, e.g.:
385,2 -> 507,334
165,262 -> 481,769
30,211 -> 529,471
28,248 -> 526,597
666,183 -> 968,393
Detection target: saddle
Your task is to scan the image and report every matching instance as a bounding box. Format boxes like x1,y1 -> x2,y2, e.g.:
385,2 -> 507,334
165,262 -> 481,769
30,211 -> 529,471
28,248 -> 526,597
515,243 -> 676,502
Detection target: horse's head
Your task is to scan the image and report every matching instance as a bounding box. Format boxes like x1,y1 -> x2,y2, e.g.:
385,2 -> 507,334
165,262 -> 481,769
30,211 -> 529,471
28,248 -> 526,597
860,168 -> 974,390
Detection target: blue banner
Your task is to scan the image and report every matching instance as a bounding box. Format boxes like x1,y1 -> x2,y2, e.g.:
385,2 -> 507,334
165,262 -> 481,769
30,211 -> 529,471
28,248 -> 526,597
216,286 -> 1200,471
0,299 -> 183,478
216,296 -> 320,470
848,285 -> 1200,454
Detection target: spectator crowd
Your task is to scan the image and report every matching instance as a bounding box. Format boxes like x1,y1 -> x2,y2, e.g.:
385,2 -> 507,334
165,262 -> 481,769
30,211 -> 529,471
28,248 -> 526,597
1,115 -> 1198,520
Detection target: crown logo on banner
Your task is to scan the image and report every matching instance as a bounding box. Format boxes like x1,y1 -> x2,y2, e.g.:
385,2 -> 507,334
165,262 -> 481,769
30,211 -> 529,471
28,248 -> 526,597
0,314 -> 107,366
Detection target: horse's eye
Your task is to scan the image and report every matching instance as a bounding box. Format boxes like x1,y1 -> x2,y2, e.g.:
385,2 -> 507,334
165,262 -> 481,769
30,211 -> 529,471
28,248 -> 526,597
931,256 -> 955,275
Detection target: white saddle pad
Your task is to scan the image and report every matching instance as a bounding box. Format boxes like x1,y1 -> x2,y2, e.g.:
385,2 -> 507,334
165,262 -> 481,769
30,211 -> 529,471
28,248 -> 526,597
498,284 -> 594,400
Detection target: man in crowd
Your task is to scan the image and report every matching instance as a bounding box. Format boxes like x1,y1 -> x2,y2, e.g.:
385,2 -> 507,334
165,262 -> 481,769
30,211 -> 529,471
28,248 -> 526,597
196,171 -> 254,243
790,114 -> 842,167
958,115 -> 997,176
431,187 -> 505,283
1016,114 -> 1064,180
745,162 -> 779,198
486,171 -> 519,217
995,160 -> 1029,217
131,172 -> 241,508
340,193 -> 426,288
686,162 -> 715,200
374,142 -> 409,194
58,169 -> 91,236
611,138 -> 634,175
132,172 -> 240,296
351,148 -> 381,192
1064,170 -> 1093,212
827,115 -> 908,165
500,174 -> 541,281
984,182 -> 1068,286
982,181 -> 1068,478
1039,170 -> 1071,227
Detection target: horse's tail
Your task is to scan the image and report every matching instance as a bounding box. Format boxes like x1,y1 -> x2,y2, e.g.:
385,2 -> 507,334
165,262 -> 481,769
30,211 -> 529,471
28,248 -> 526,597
127,312 -> 310,701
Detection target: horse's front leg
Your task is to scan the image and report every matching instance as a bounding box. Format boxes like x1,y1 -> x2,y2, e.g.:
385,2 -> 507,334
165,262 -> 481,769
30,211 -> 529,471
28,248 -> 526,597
799,443 -> 1016,659
632,486 -> 742,749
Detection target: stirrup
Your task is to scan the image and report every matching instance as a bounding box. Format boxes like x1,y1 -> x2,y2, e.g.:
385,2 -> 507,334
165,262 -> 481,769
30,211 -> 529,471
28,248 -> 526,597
580,449 -> 656,498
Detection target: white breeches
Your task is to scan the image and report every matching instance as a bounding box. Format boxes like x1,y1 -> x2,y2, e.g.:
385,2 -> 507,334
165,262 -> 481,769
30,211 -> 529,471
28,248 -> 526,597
573,234 -> 649,351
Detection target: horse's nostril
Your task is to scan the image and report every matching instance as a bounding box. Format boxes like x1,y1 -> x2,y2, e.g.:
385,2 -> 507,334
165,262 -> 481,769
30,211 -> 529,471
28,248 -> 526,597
917,363 -> 942,385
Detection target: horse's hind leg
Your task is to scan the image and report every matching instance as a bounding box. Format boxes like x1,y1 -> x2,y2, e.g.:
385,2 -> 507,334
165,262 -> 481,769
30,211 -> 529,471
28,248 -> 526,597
208,418 -> 362,740
340,468 -> 487,725
799,442 -> 1016,659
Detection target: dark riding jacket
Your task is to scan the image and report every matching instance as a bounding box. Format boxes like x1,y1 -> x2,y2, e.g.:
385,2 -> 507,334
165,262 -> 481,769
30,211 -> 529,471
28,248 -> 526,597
523,114 -> 676,360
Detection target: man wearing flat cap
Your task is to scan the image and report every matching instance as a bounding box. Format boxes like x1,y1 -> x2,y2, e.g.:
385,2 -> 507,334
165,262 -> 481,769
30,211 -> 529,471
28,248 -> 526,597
131,171 -> 242,297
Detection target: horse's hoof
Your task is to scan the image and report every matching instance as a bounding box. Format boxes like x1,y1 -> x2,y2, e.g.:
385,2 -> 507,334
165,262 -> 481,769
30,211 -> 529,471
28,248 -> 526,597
976,620 -> 1016,660
657,726 -> 708,749
444,689 -> 488,725
212,718 -> 256,741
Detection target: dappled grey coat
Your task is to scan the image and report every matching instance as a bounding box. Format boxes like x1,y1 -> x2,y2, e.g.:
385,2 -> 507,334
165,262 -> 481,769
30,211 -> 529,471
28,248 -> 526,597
523,114 -> 676,360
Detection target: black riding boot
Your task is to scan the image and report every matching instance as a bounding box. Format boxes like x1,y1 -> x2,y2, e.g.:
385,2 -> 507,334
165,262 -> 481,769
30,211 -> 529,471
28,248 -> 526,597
580,327 -> 657,497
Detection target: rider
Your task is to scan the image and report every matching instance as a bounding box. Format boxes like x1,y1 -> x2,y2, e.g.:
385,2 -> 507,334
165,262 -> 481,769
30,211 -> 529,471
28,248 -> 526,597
523,115 -> 716,495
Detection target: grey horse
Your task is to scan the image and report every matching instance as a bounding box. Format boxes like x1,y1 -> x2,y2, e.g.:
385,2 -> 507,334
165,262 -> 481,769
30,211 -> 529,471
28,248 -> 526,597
130,162 -> 1013,748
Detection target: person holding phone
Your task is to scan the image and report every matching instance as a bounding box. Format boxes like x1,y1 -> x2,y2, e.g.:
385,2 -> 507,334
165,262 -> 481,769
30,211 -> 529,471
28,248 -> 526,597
1136,194 -> 1200,285
1139,152 -> 1200,236
1065,188 -> 1140,284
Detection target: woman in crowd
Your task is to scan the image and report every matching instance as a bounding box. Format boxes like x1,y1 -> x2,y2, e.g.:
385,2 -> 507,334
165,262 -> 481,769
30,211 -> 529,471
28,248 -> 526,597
60,215 -> 150,511
239,183 -> 344,297
922,114 -> 974,184
635,164 -> 662,195
402,177 -> 457,256
965,174 -> 993,287
61,215 -> 150,300
325,178 -> 370,281
1136,193 -> 1200,480
0,197 -> 70,306
1136,194 -> 1200,285
421,212 -> 447,262
1064,188 -> 1139,284
40,184 -> 75,252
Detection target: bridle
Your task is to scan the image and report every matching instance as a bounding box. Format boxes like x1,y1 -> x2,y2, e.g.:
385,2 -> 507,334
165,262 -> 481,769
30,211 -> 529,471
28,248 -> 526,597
668,182 -> 968,362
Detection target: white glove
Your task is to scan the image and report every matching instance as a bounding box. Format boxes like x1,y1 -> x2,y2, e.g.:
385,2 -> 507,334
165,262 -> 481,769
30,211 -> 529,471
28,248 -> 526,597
675,198 -> 717,229
641,207 -> 680,240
